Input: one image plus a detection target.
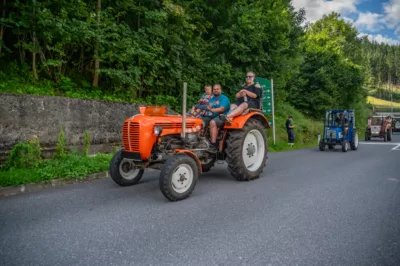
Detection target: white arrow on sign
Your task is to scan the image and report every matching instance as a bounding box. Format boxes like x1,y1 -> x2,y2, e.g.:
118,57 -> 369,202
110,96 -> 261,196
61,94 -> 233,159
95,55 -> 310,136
268,102 -> 271,106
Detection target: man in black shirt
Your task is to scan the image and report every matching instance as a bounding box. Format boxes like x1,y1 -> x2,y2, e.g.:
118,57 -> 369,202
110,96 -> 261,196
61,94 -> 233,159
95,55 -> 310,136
219,71 -> 261,124
286,115 -> 295,146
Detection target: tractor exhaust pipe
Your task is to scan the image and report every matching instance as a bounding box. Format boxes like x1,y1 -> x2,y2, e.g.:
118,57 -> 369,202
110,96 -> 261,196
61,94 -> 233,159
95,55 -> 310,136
181,82 -> 187,140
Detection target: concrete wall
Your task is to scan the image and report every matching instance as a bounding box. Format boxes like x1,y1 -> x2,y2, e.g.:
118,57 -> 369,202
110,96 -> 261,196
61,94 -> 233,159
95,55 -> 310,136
0,92 -> 177,152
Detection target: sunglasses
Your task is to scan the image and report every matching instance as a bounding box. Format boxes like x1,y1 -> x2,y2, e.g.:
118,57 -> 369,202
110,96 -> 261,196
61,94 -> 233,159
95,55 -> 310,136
245,76 -> 253,78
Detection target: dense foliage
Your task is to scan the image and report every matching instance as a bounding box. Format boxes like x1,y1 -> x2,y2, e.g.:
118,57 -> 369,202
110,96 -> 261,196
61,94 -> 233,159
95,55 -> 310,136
0,0 -> 398,117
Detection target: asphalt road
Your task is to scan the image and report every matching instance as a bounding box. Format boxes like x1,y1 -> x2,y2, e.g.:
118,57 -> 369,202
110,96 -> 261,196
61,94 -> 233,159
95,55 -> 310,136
1,134 -> 400,266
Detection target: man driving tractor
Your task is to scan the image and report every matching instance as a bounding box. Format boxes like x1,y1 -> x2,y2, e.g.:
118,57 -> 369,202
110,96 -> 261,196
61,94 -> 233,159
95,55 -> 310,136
335,113 -> 349,136
201,83 -> 231,151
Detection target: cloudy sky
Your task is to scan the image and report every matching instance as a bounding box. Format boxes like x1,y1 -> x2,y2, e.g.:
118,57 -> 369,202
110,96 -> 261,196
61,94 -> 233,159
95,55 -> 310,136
291,0 -> 400,45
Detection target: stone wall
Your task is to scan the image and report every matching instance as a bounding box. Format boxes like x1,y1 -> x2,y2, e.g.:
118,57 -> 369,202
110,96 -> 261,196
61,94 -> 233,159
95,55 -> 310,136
0,92 -> 177,153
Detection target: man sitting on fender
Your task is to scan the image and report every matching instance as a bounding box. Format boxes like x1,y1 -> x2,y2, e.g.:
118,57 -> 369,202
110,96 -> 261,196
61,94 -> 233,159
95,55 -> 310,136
219,71 -> 261,124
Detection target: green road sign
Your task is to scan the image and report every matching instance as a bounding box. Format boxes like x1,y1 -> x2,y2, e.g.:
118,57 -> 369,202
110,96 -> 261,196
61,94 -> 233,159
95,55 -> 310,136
255,77 -> 273,115
268,119 -> 273,126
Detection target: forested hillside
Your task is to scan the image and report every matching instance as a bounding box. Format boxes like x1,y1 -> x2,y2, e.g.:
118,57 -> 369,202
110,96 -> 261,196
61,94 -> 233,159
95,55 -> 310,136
362,39 -> 400,105
0,0 -> 399,119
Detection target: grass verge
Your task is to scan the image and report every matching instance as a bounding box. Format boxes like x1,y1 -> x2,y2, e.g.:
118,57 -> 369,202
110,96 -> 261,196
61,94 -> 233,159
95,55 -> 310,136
367,96 -> 400,107
267,103 -> 322,152
0,153 -> 113,187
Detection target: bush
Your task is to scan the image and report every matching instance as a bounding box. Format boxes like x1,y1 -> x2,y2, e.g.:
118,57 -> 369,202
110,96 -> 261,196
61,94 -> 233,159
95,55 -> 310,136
55,124 -> 66,157
5,136 -> 42,169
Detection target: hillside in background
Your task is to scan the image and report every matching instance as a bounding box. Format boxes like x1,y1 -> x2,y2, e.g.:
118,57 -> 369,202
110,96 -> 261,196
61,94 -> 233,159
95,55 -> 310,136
0,0 -> 399,141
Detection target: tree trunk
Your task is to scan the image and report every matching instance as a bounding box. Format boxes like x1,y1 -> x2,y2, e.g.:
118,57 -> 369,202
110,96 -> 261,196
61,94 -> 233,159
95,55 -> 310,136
32,0 -> 38,80
92,0 -> 101,86
0,0 -> 6,55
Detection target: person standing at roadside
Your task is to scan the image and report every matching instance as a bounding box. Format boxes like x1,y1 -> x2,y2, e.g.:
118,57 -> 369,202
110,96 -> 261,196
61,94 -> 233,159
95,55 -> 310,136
286,115 -> 295,146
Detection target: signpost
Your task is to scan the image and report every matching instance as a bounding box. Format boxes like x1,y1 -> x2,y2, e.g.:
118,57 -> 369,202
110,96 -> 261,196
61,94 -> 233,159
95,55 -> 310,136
255,77 -> 275,145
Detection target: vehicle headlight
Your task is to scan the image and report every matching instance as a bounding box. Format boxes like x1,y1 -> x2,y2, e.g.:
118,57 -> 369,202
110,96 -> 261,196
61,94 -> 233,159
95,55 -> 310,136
154,126 -> 163,136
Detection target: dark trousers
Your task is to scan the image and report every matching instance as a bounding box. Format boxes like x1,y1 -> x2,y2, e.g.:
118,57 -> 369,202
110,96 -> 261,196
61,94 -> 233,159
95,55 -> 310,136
287,129 -> 294,143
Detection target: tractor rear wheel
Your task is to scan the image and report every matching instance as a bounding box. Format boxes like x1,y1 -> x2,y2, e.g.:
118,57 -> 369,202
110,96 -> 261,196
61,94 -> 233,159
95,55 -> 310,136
342,140 -> 349,152
350,130 -> 359,150
109,150 -> 144,186
225,118 -> 268,181
159,154 -> 199,201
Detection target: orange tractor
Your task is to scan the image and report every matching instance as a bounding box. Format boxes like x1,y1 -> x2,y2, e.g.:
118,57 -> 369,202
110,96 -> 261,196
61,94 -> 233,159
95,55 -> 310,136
109,84 -> 271,201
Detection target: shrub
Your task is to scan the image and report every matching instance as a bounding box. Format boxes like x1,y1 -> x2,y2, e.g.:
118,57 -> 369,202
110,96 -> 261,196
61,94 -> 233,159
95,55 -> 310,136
56,124 -> 66,157
5,136 -> 42,169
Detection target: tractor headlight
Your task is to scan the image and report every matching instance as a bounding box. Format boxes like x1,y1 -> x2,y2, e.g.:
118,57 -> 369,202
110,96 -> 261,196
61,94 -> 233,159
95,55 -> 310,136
154,126 -> 163,136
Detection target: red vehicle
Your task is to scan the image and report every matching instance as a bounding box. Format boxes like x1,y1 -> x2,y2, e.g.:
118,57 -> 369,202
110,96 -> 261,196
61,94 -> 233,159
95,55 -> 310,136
365,115 -> 392,141
109,88 -> 270,201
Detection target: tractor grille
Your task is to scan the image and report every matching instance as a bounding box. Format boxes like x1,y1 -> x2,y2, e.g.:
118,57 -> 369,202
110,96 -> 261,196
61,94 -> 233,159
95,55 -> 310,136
326,129 -> 336,138
122,121 -> 140,152
154,122 -> 196,129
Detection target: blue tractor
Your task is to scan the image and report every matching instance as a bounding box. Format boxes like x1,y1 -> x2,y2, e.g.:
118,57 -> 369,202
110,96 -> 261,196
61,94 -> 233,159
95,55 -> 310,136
319,109 -> 359,152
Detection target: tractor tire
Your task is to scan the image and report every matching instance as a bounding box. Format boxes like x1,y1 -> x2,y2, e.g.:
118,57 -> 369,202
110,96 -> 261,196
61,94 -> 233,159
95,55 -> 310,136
387,129 -> 392,141
109,150 -> 144,186
342,140 -> 349,152
225,118 -> 268,181
159,153 -> 199,201
319,141 -> 326,151
201,154 -> 216,173
350,130 -> 359,150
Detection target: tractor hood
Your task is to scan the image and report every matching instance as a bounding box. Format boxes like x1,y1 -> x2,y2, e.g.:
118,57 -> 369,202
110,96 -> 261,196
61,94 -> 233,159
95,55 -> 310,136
122,106 -> 203,160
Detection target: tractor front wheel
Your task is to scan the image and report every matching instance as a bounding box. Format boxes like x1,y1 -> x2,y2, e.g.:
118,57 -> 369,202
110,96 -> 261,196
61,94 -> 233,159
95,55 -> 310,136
159,154 -> 199,201
319,141 -> 326,151
387,129 -> 392,141
109,151 -> 144,186
350,130 -> 359,150
342,140 -> 349,152
225,118 -> 268,181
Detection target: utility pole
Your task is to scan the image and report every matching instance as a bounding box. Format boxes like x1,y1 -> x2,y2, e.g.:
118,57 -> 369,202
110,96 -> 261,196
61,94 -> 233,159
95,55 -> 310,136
390,72 -> 393,115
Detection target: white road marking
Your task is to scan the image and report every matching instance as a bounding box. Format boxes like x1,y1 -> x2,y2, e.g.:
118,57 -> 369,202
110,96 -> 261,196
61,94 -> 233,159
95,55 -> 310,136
391,144 -> 400,151
358,141 -> 400,152
359,142 -> 400,146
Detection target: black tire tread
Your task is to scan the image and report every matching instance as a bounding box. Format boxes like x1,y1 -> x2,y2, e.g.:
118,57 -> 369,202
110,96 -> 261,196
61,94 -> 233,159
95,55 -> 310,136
225,118 -> 268,181
109,151 -> 144,187
350,129 -> 358,150
387,129 -> 392,141
159,154 -> 199,201
341,140 -> 348,152
201,155 -> 216,173
319,141 -> 325,151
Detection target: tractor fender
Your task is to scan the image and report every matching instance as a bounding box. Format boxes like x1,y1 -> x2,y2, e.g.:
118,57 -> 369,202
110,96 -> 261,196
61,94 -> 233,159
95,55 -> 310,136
174,149 -> 203,174
224,112 -> 271,129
